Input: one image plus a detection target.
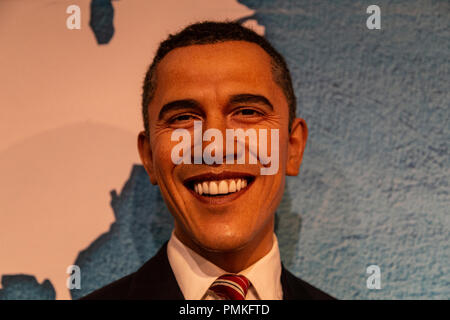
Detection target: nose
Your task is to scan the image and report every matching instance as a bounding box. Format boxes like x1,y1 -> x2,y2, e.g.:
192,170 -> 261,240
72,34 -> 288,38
190,109 -> 230,166
205,112 -> 229,165
203,111 -> 227,136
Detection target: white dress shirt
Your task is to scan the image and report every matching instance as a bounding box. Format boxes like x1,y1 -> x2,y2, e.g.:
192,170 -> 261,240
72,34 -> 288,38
167,231 -> 283,300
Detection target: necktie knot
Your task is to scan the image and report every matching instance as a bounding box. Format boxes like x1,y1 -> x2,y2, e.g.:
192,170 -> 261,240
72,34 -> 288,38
208,274 -> 251,300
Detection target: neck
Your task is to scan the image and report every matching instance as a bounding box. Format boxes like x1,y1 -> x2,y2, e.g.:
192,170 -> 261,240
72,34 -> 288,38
175,220 -> 275,273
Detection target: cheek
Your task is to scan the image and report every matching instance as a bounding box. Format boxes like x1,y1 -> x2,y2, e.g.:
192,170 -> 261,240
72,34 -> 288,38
151,133 -> 177,176
279,138 -> 290,170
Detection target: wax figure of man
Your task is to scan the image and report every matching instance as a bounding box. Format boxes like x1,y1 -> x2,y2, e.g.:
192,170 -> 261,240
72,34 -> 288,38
82,21 -> 334,300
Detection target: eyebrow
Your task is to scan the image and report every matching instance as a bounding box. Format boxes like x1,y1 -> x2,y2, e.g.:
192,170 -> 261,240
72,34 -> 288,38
158,93 -> 274,120
158,99 -> 201,120
229,93 -> 274,110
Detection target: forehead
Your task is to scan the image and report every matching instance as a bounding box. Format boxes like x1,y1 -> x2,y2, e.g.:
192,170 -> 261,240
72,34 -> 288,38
151,41 -> 281,105
158,40 -> 273,78
158,41 -> 270,72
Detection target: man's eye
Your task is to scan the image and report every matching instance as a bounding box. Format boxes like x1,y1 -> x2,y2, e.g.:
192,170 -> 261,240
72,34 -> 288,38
234,108 -> 263,117
171,114 -> 197,123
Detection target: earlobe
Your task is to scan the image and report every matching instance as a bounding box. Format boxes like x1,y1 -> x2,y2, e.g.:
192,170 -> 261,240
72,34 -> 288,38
137,131 -> 158,185
286,118 -> 308,176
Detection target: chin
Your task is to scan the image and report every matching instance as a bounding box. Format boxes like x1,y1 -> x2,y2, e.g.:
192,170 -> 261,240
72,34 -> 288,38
194,228 -> 252,253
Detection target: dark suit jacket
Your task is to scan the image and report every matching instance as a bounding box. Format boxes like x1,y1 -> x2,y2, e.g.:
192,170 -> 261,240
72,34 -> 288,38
80,242 -> 335,300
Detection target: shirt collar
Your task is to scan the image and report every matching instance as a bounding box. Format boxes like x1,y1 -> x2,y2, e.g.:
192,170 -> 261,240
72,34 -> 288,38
167,231 -> 282,300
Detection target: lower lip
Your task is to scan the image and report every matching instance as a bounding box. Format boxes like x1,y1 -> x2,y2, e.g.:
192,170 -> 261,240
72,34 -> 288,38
187,182 -> 253,205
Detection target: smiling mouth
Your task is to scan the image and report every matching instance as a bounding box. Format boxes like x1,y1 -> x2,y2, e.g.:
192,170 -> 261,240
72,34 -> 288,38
183,172 -> 255,203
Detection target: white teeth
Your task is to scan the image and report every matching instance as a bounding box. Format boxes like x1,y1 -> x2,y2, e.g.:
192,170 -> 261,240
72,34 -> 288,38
202,181 -> 209,194
229,180 -> 236,192
192,178 -> 250,196
218,180 -> 228,194
209,181 -> 218,195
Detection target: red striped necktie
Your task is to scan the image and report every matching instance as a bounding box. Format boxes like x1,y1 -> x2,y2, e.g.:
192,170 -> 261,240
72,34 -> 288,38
208,274 -> 251,300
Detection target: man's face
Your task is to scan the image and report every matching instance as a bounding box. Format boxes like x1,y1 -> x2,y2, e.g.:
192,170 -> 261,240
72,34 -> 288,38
139,41 -> 307,254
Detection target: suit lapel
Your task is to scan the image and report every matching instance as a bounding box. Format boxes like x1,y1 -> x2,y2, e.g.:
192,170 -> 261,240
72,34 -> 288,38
281,263 -> 316,300
281,264 -> 335,300
281,264 -> 305,299
127,242 -> 184,299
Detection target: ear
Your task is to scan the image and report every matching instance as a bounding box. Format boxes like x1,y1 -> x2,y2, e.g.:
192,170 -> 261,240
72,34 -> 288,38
286,118 -> 308,176
137,131 -> 158,185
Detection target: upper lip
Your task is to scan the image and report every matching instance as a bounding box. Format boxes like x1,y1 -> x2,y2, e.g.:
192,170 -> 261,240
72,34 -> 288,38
183,171 -> 255,185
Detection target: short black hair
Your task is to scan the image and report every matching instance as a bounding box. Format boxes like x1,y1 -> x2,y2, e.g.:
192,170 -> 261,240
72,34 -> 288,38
142,20 -> 297,135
